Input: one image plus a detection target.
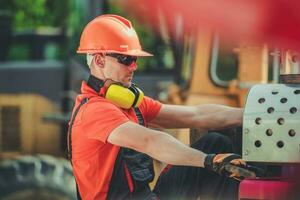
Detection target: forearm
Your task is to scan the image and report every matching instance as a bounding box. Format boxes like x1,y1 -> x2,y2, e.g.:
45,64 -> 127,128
149,104 -> 243,130
142,130 -> 206,167
193,104 -> 243,130
108,122 -> 206,167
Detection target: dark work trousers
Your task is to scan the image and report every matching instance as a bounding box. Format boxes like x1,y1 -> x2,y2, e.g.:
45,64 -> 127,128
153,132 -> 240,200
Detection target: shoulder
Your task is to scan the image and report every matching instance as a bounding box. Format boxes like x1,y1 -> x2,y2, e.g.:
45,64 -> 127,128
82,96 -> 125,119
140,96 -> 162,108
138,96 -> 162,122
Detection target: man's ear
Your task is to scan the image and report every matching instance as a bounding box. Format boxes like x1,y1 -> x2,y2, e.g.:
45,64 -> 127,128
94,53 -> 105,68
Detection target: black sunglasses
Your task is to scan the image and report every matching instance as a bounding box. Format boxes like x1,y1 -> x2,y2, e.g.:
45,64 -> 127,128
106,53 -> 137,66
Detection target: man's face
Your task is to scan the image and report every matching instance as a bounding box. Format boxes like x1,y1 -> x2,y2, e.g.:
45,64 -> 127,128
102,54 -> 138,87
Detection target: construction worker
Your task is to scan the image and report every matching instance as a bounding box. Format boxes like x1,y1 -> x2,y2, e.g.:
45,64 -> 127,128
68,14 -> 245,200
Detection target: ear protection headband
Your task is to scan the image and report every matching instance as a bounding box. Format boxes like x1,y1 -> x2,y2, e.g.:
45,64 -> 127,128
87,75 -> 144,109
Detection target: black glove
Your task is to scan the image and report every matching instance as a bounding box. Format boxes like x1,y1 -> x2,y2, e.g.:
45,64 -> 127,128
204,153 -> 250,180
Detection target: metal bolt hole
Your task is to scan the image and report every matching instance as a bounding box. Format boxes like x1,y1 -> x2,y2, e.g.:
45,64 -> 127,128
280,98 -> 288,103
277,141 -> 284,148
266,129 -> 273,136
255,118 -> 262,125
277,118 -> 284,125
272,90 -> 279,95
294,90 -> 300,95
267,107 -> 275,113
290,107 -> 297,114
255,140 -> 262,147
289,129 -> 296,137
258,98 -> 265,103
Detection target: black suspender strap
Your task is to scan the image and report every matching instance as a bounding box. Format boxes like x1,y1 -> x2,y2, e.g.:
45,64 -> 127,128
68,98 -> 89,160
67,98 -> 88,200
133,107 -> 145,126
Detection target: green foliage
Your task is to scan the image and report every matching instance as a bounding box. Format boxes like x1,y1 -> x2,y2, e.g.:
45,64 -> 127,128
0,0 -> 69,31
8,44 -> 30,60
68,0 -> 88,55
106,0 -> 174,73
0,0 -> 71,60
0,0 -> 174,68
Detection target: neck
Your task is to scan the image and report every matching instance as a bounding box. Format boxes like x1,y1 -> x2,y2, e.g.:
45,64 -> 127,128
87,75 -> 104,92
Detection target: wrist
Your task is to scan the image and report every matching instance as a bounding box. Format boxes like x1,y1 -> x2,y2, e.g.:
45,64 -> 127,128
204,154 -> 216,170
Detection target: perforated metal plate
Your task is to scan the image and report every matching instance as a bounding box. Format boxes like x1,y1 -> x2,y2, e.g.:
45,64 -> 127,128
243,84 -> 300,163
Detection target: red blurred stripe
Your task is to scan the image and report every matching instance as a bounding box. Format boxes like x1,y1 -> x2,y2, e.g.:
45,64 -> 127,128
118,0 -> 300,51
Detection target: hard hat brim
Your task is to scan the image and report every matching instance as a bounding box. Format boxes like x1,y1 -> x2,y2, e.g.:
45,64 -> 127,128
77,49 -> 153,57
122,49 -> 153,57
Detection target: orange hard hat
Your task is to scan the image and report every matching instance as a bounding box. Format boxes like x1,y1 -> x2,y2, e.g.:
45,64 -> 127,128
77,14 -> 152,56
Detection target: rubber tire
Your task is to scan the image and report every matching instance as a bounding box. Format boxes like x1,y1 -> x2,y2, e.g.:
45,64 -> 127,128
0,155 -> 77,200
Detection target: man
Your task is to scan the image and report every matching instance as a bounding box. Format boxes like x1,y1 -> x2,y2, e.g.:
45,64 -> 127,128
68,14 -> 245,200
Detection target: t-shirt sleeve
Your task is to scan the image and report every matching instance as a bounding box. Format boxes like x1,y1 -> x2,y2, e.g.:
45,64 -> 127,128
138,96 -> 162,123
81,100 -> 130,143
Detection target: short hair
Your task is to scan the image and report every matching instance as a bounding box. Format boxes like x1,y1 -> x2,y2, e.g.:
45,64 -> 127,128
86,54 -> 93,68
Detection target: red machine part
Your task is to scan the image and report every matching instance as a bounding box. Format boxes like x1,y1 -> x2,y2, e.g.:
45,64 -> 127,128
239,179 -> 295,200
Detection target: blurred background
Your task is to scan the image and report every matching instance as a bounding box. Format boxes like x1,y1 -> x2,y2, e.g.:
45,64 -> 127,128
0,0 -> 299,199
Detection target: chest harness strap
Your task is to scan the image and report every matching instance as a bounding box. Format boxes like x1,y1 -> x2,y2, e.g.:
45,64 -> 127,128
67,98 -> 89,200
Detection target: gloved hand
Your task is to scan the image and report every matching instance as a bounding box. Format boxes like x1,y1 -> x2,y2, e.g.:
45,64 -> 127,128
204,153 -> 248,180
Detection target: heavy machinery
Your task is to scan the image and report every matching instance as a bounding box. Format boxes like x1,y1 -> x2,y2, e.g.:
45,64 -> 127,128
0,61 -> 78,200
168,33 -> 300,199
238,50 -> 300,199
169,27 -> 300,197
156,32 -> 300,200
0,23 -> 81,199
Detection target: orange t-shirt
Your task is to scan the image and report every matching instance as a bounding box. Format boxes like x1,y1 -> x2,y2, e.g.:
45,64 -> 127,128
70,81 -> 162,200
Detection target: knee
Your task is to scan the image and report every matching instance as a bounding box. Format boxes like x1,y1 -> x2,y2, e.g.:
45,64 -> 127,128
192,132 -> 233,154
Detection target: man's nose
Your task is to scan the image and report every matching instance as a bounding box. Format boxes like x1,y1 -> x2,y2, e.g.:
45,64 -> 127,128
128,62 -> 137,71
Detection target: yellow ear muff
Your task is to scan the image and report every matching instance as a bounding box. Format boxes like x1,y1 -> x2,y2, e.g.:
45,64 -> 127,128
129,85 -> 144,108
134,87 -> 144,107
105,84 -> 144,109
